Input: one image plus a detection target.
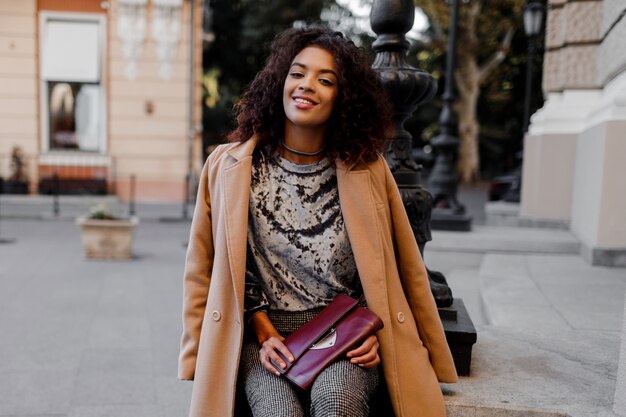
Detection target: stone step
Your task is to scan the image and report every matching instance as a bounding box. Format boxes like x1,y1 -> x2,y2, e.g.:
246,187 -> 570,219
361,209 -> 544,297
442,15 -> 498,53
485,201 -> 569,230
443,325 -> 620,417
447,403 -> 567,417
430,225 -> 580,255
478,254 -> 570,331
478,253 -> 626,333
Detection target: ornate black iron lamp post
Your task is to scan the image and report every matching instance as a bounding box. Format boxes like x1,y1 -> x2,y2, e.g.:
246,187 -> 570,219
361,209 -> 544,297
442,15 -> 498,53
427,0 -> 472,231
371,0 -> 476,375
502,0 -> 545,202
370,0 -> 451,305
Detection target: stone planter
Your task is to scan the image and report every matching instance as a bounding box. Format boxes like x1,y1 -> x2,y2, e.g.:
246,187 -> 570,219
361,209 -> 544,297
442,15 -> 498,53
76,217 -> 139,259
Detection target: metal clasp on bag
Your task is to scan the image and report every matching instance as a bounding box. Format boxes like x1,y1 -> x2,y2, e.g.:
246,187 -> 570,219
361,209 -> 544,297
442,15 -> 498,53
310,328 -> 337,350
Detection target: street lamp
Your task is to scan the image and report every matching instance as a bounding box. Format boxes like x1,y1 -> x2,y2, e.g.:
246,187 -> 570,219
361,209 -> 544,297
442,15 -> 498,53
502,0 -> 545,202
427,0 -> 472,231
522,0 -> 545,133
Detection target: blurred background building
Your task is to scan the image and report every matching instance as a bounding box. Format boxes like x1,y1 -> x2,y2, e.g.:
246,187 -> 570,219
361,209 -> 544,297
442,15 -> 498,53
0,0 -> 203,202
521,0 -> 626,266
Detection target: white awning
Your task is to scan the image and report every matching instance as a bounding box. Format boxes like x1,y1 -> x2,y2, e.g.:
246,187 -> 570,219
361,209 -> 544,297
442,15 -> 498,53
41,18 -> 101,82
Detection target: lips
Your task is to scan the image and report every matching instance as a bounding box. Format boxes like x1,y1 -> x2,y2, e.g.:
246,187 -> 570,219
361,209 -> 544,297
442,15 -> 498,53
292,96 -> 317,109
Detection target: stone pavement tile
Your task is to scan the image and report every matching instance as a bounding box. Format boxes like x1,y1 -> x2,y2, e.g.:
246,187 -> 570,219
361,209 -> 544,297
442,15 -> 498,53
0,317 -> 90,372
155,402 -> 190,417
154,376 -> 192,409
0,371 -> 74,415
424,250 -> 486,272
525,255 -> 626,332
67,404 -> 159,417
445,269 -> 488,327
71,372 -> 156,406
443,326 -> 620,417
95,274 -> 147,318
79,348 -> 153,375
150,314 -> 182,377
0,338 -> 84,373
446,403 -> 567,417
430,226 -> 580,255
145,287 -> 183,318
88,317 -> 151,349
479,254 -> 571,331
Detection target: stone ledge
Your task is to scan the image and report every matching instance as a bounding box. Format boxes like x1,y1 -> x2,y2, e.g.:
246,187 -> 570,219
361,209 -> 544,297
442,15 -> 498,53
485,202 -> 569,230
446,403 -> 567,417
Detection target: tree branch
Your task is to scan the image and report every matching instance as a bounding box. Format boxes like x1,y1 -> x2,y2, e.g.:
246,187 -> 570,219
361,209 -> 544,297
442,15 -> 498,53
478,27 -> 515,83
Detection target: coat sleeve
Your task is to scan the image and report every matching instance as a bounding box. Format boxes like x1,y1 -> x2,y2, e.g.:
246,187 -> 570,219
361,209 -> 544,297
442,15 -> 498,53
178,157 -> 214,380
382,158 -> 458,383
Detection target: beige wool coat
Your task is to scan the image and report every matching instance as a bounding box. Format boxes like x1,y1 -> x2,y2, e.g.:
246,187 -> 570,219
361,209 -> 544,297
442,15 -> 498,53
178,137 -> 458,417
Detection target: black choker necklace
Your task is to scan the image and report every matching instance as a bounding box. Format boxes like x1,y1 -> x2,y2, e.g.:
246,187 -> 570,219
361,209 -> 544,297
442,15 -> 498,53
281,139 -> 326,157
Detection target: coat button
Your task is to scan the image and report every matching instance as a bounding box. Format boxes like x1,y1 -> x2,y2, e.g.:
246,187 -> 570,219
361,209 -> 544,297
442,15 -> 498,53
397,312 -> 405,323
212,310 -> 221,321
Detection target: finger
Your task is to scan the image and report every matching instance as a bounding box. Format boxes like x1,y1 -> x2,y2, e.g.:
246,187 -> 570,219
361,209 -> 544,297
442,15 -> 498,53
270,339 -> 295,363
264,338 -> 294,365
346,335 -> 377,358
262,338 -> 293,369
357,355 -> 381,368
349,348 -> 378,365
259,348 -> 283,376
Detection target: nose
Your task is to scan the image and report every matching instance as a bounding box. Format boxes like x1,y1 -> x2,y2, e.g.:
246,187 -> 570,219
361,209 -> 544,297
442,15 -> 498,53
298,74 -> 315,92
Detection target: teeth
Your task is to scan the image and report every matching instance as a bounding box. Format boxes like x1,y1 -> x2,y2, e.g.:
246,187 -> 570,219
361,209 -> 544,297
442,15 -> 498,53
295,98 -> 314,105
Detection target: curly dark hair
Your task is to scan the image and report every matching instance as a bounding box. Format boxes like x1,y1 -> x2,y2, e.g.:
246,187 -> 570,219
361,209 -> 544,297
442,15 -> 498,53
228,26 -> 393,165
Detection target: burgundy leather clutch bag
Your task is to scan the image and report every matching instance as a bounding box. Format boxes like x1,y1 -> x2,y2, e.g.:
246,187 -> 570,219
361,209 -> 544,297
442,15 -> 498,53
271,294 -> 384,390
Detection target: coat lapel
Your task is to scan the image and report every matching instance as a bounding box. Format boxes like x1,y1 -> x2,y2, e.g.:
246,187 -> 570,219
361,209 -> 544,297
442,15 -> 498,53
222,138 -> 257,315
336,161 -> 388,307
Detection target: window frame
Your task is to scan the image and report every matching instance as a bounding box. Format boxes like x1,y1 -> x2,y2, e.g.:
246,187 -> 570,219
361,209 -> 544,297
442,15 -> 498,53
39,11 -> 107,156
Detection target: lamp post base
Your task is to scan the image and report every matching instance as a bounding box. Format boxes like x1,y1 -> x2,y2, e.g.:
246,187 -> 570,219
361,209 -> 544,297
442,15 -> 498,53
431,210 -> 472,231
439,298 -> 477,376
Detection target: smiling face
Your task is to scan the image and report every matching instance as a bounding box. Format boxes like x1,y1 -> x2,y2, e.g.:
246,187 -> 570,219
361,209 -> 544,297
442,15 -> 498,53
282,46 -> 339,135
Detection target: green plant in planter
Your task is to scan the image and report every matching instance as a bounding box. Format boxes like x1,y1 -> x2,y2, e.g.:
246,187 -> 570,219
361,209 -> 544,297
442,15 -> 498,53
87,204 -> 120,220
78,204 -> 138,259
10,146 -> 28,183
4,146 -> 29,194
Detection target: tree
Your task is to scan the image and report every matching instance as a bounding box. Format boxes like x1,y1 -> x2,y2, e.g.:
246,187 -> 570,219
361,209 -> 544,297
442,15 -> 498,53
416,0 -> 524,182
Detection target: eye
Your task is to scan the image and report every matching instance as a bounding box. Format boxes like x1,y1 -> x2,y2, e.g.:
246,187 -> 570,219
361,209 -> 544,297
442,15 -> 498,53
289,72 -> 304,78
319,78 -> 335,87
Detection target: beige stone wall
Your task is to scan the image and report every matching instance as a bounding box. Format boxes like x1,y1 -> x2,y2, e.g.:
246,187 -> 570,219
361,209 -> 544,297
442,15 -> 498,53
0,0 -> 38,188
599,0 -> 626,84
597,121 -> 626,247
543,0 -> 603,92
108,0 -> 203,202
571,119 -> 626,250
520,132 -> 577,220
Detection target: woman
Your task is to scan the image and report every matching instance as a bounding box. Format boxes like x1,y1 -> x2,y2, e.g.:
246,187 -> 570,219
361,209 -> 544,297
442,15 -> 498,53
179,27 -> 457,417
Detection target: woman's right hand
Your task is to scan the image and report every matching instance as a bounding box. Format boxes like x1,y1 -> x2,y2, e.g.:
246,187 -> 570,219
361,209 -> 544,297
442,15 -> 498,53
259,335 -> 294,376
250,311 -> 294,376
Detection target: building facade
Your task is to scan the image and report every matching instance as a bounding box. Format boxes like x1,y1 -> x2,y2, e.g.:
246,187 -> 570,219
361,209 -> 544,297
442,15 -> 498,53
0,0 -> 203,202
521,0 -> 626,266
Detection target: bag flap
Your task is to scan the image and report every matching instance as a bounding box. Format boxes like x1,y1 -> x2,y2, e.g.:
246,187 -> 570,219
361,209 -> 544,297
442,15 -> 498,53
274,294 -> 358,373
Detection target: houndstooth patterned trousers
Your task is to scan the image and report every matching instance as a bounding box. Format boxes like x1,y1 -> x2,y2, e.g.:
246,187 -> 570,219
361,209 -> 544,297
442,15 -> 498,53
238,309 -> 380,417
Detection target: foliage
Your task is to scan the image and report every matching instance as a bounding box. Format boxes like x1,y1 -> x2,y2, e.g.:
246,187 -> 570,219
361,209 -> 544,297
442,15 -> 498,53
202,0 -> 334,156
413,0 -> 545,180
88,204 -> 119,220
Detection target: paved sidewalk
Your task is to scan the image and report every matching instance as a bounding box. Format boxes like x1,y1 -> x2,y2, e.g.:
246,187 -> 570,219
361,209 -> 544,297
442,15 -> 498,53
0,219 -> 193,417
0,206 -> 625,416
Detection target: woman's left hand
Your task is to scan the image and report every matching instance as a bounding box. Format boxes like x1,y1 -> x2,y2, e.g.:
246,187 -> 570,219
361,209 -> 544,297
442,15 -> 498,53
346,334 -> 380,368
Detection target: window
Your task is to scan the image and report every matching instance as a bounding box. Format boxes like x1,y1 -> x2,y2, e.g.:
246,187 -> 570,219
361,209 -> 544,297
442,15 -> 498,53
40,13 -> 105,153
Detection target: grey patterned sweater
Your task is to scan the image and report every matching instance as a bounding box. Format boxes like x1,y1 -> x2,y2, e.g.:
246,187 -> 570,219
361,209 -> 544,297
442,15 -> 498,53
244,150 -> 362,316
